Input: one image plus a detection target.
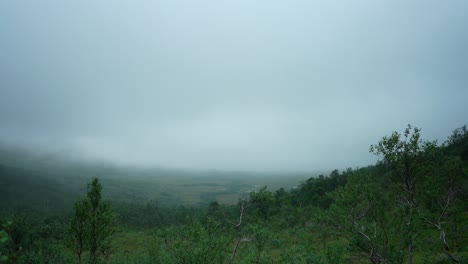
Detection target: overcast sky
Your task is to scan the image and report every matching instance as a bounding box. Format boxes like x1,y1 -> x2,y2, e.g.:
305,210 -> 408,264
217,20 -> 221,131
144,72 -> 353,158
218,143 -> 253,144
0,0 -> 467,171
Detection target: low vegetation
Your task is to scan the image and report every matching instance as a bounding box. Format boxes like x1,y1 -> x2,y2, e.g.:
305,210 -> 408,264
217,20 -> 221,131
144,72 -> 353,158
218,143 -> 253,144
0,125 -> 467,263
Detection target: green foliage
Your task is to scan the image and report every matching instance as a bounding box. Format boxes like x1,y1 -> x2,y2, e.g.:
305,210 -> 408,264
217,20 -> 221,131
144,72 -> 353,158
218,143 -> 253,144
69,198 -> 89,263
292,170 -> 348,209
370,125 -> 439,263
0,124 -> 467,264
278,243 -> 322,264
245,224 -> 271,263
68,177 -> 117,264
325,244 -> 345,264
0,221 -> 11,263
154,218 -> 230,264
327,170 -> 406,263
445,125 -> 468,162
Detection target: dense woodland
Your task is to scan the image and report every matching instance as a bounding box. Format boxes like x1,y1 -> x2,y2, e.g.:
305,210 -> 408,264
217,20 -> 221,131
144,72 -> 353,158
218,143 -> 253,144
0,125 -> 467,264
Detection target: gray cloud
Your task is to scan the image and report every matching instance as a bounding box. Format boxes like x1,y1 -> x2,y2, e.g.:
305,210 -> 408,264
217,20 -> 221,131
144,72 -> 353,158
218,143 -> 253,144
1,0 -> 467,171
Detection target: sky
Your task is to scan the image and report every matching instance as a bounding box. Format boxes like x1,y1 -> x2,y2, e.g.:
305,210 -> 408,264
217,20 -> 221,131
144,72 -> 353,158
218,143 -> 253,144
0,0 -> 467,171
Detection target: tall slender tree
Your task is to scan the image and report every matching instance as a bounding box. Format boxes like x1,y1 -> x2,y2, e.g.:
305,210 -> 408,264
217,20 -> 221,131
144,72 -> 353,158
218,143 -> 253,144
69,199 -> 89,264
370,125 -> 437,264
69,177 -> 116,264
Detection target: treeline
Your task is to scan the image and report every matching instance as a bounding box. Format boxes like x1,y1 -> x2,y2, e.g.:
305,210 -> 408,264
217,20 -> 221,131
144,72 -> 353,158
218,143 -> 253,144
0,125 -> 467,263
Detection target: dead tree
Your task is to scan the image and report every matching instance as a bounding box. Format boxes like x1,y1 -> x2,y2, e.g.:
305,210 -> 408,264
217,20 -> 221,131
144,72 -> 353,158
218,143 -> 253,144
225,186 -> 272,263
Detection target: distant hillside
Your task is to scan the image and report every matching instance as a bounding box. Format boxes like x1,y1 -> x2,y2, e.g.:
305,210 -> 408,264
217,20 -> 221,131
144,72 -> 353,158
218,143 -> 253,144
0,146 -> 318,211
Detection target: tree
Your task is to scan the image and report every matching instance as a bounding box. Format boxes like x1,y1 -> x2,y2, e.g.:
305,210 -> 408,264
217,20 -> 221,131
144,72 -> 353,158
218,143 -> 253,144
329,172 -> 403,263
0,221 -> 11,263
225,186 -> 272,263
246,224 -> 271,263
160,218 -> 230,264
69,177 -> 116,264
421,156 -> 464,263
69,199 -> 89,264
370,125 -> 437,264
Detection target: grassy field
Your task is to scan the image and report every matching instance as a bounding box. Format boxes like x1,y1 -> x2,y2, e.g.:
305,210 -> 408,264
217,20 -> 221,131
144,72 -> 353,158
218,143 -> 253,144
0,149 -> 325,209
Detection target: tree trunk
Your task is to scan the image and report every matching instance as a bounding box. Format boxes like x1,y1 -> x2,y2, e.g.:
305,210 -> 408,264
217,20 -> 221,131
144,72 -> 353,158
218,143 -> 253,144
230,235 -> 242,263
408,189 -> 414,264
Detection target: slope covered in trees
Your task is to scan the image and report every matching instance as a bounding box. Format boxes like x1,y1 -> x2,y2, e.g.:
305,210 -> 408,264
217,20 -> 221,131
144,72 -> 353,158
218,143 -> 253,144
0,125 -> 467,263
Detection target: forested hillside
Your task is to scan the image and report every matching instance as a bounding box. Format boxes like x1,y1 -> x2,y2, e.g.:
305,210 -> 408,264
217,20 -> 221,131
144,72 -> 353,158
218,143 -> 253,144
0,148 -> 315,210
1,125 -> 467,263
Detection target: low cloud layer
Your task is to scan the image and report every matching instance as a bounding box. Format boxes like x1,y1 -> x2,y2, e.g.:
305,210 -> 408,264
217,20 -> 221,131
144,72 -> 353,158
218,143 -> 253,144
1,0 -> 467,171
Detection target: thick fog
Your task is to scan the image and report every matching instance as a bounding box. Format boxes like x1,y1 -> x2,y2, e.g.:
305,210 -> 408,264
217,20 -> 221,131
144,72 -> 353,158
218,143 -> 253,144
0,0 -> 467,171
